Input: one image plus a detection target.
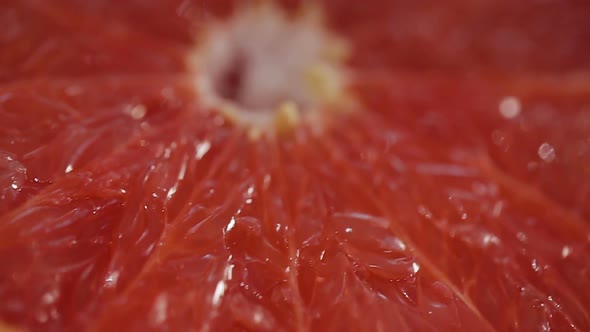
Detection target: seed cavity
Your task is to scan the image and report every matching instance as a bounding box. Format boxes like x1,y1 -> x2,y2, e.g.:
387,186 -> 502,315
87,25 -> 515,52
187,2 -> 353,139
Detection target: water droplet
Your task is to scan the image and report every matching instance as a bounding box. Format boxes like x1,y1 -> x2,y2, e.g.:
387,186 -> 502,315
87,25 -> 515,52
163,147 -> 172,159
165,185 -> 177,200
212,281 -> 227,306
498,96 -> 521,119
41,289 -> 58,304
482,234 -> 500,247
129,104 -> 147,120
417,205 -> 433,219
517,232 -> 527,242
151,294 -> 168,325
247,185 -> 255,196
561,246 -> 572,258
226,217 -> 236,232
491,201 -> 504,217
412,262 -> 420,273
10,183 -> 18,190
104,271 -> 120,288
195,140 -> 211,160
253,310 -> 263,324
538,143 -> 556,162
64,164 -> 73,173
263,174 -> 272,189
395,238 -> 407,251
224,264 -> 234,280
345,227 -> 352,233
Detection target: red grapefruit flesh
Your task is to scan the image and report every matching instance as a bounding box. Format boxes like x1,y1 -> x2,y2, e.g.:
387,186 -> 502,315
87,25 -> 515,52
1,1 -> 590,331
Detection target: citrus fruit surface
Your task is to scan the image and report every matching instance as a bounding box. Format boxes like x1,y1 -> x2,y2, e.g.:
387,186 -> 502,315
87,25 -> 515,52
1,1 -> 590,331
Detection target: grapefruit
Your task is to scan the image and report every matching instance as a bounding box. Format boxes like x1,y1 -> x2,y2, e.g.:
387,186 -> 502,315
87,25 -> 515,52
1,0 -> 590,331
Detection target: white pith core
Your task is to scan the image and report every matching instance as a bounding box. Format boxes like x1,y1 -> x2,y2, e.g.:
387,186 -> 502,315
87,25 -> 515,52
188,3 -> 351,137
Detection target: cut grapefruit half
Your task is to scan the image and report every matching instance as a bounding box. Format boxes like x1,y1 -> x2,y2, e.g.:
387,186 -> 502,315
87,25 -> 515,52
1,1 -> 590,331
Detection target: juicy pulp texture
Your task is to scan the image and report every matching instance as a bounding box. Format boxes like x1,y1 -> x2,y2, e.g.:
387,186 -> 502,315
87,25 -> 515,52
1,1 -> 590,331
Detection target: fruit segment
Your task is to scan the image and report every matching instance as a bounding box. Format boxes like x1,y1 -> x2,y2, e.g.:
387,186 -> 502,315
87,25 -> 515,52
1,1 -> 589,331
0,1 -> 184,82
0,77 -> 195,215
